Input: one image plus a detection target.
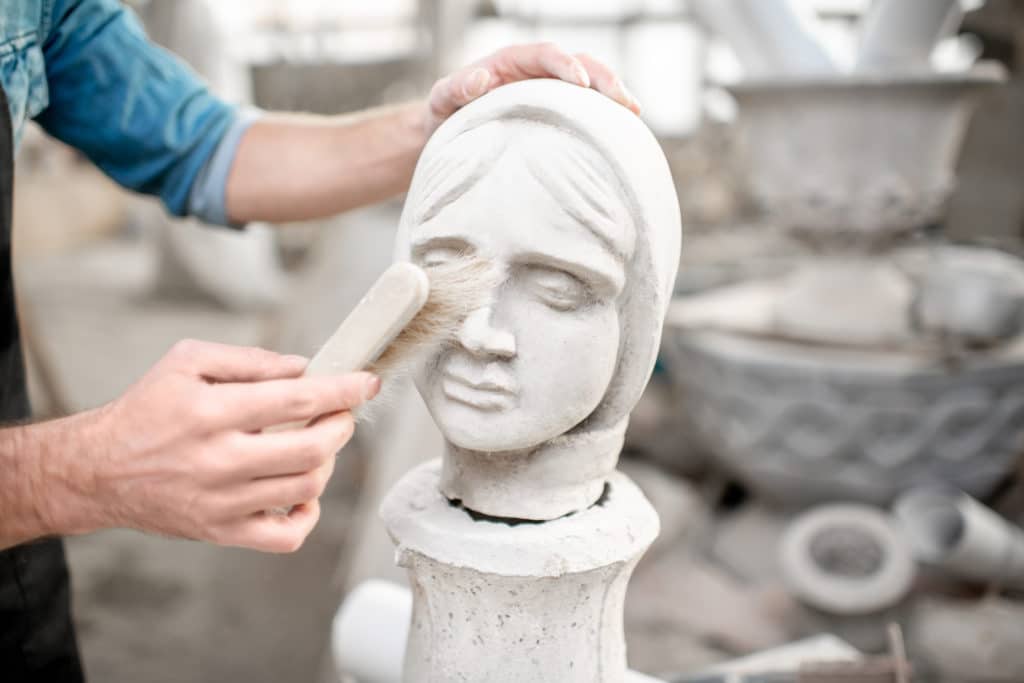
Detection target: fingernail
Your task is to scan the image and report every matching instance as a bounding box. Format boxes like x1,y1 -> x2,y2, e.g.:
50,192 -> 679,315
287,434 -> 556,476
573,63 -> 591,88
468,68 -> 491,97
621,84 -> 642,113
285,355 -> 309,368
364,374 -> 382,401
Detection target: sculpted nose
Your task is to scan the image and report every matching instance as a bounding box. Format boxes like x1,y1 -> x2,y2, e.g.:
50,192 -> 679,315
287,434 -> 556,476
458,305 -> 516,359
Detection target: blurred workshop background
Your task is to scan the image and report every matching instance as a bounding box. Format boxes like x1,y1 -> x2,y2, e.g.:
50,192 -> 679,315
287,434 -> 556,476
16,1 -> 1024,682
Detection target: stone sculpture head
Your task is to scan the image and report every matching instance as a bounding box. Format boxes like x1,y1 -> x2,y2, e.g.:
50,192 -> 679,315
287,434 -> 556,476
395,79 -> 681,520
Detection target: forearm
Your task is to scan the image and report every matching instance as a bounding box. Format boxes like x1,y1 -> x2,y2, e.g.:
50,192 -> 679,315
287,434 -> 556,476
0,411 -> 105,550
224,102 -> 428,224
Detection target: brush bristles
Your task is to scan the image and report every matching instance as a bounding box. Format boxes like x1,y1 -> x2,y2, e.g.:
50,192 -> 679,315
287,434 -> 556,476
369,257 -> 502,379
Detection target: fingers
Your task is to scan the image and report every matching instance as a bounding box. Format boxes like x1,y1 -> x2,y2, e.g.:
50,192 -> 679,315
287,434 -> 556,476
573,52 -> 641,114
207,452 -> 330,551
228,411 -> 355,481
194,413 -> 348,552
429,42 -> 585,122
425,43 -> 642,134
232,455 -> 337,516
205,372 -> 380,432
165,339 -> 308,383
221,500 -> 322,553
426,43 -> 585,131
488,42 -> 590,87
427,68 -> 493,127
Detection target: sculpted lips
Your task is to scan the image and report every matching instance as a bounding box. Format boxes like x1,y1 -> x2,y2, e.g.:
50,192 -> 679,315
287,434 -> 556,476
441,361 -> 518,412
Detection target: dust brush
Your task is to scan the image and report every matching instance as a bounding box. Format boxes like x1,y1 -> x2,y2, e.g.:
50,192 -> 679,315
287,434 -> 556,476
294,257 -> 501,420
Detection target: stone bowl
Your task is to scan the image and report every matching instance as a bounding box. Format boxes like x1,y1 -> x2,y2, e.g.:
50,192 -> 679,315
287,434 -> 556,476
662,328 -> 1024,507
725,65 -> 1005,247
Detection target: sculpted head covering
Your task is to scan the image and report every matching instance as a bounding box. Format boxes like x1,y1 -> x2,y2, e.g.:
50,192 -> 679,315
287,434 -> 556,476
395,79 -> 681,520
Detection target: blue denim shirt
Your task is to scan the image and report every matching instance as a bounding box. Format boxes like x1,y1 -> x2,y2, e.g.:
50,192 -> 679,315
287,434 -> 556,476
1,0 -> 252,225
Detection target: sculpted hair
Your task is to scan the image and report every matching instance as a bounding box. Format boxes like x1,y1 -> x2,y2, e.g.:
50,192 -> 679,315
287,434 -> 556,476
408,113 -> 636,265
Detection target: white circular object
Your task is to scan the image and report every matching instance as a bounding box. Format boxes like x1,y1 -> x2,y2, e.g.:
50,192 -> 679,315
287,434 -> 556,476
780,504 -> 916,615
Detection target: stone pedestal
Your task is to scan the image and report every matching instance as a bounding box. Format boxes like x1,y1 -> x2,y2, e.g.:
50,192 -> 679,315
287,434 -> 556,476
382,461 -> 659,683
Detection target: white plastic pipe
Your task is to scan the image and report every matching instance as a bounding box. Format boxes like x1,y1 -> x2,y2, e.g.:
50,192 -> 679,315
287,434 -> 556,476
688,0 -> 836,78
856,0 -> 982,73
894,487 -> 1024,589
332,580 -> 666,683
332,581 -> 413,683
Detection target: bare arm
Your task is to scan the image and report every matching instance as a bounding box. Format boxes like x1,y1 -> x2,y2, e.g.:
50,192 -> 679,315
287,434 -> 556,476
225,103 -> 425,224
0,341 -> 379,552
223,44 -> 640,225
0,412 -> 100,549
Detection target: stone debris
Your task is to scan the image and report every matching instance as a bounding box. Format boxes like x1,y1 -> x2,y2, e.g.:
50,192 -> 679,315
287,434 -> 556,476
906,246 -> 1024,349
627,544 -> 799,658
771,261 -> 917,349
680,634 -> 862,682
682,626 -> 916,683
710,503 -> 789,585
908,596 -> 1024,681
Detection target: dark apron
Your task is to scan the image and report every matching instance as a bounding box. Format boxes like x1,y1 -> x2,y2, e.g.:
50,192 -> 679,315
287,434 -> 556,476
0,85 -> 85,681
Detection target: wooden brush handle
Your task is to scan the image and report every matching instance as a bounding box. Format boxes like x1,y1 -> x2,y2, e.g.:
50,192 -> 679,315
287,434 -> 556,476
266,262 -> 429,514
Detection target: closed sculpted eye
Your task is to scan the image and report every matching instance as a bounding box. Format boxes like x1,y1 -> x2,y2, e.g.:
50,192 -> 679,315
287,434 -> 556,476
420,246 -> 465,267
412,238 -> 475,267
521,265 -> 592,312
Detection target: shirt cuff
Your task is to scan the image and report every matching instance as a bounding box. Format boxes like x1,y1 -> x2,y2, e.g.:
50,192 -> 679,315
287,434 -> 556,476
187,107 -> 265,228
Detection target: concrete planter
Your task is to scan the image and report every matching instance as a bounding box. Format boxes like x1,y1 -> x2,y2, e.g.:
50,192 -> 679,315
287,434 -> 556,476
663,328 -> 1024,507
726,66 -> 1004,246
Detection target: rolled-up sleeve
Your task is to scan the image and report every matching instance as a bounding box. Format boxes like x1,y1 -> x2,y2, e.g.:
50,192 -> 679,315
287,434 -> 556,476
34,0 -> 238,221
187,107 -> 262,227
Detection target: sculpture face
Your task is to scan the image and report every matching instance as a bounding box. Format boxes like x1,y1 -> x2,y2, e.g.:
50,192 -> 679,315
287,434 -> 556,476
394,79 -> 681,519
409,129 -> 633,452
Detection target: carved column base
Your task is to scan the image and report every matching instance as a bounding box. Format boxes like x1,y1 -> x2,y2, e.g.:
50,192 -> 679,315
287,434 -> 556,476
381,460 -> 659,683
